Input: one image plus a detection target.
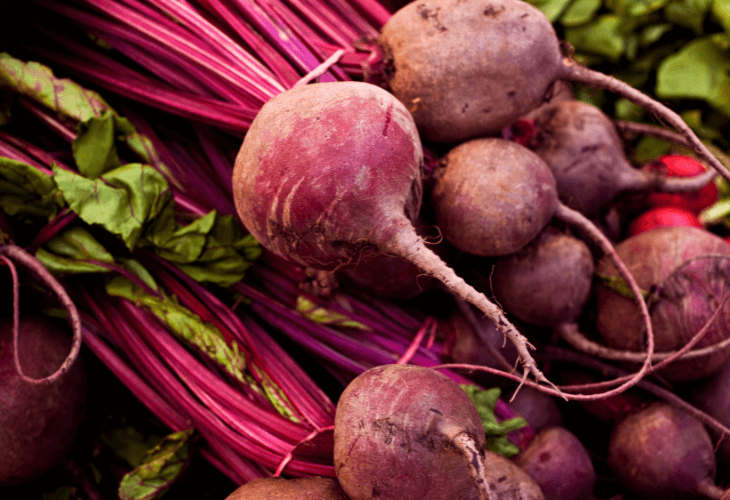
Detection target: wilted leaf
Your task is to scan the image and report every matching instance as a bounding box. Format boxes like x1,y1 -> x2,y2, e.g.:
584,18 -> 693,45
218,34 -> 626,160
36,226 -> 116,274
73,112 -> 137,179
461,385 -> 526,458
0,157 -> 62,220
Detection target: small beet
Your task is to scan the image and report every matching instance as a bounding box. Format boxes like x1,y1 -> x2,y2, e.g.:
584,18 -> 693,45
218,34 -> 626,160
0,316 -> 86,486
463,451 -> 545,500
690,359 -> 730,463
490,227 -> 594,328
595,226 -> 730,381
334,364 -> 491,500
644,154 -> 719,214
515,426 -> 596,500
608,402 -> 725,500
506,387 -> 563,432
225,476 -> 350,500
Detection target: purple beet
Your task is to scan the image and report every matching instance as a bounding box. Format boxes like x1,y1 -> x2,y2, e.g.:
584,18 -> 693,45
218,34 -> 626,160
690,359 -> 730,463
333,364 -> 492,500
225,476 -> 350,500
463,451 -> 545,500
595,226 -> 730,381
0,316 -> 86,485
608,402 -> 727,500
515,427 -> 596,500
530,100 -> 716,217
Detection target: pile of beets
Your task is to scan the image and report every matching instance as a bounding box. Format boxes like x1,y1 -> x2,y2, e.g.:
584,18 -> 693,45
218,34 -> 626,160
4,0 -> 730,499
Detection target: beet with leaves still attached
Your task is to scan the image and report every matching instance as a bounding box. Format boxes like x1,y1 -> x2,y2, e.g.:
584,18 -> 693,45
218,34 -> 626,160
0,316 -> 86,486
333,364 -> 492,500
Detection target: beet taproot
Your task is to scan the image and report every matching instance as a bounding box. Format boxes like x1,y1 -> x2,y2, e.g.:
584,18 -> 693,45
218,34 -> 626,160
333,364 -> 491,500
0,316 -> 86,486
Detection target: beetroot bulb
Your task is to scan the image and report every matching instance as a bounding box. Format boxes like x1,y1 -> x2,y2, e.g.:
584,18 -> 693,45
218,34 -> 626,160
334,364 -> 494,500
224,477 -> 349,500
529,100 -> 716,218
514,427 -> 596,500
232,81 -> 548,385
594,226 -> 730,381
608,402 -> 728,500
378,0 -> 729,182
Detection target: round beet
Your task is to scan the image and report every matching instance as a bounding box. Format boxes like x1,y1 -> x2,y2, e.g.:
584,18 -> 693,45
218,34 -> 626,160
644,154 -> 719,214
690,360 -> 730,464
627,206 -> 703,237
334,364 -> 491,500
463,451 -> 545,500
595,226 -> 730,381
430,138 -> 558,257
378,0 -> 729,186
0,316 -> 86,485
608,402 -> 725,500
515,427 -> 596,500
506,387 -> 563,432
225,477 -> 349,500
490,227 -> 594,328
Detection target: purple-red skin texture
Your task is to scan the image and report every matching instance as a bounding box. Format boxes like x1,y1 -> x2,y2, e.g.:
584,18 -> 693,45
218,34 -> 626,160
462,451 -> 545,500
334,364 -> 485,500
379,0 -> 562,143
690,359 -> 730,463
0,316 -> 87,486
232,81 -> 423,272
608,403 -> 719,500
595,226 -> 730,381
225,476 -> 350,500
491,227 -> 594,327
430,138 -> 558,257
506,387 -> 563,432
514,426 -> 596,500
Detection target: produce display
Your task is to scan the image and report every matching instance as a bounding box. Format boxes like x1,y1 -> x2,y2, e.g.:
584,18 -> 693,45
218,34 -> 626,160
1,0 -> 730,499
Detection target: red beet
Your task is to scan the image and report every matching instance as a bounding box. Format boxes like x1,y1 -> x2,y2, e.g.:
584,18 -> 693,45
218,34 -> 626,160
233,81 -> 548,386
608,402 -> 726,500
225,476 -> 350,500
0,316 -> 86,485
644,154 -> 719,213
690,359 -> 730,463
463,451 -> 545,500
506,387 -> 563,432
333,364 -> 491,500
515,427 -> 596,500
595,226 -> 730,381
627,206 -> 703,237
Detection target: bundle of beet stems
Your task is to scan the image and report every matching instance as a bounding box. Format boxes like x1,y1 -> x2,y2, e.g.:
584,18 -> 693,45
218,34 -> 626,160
5,0 -> 730,491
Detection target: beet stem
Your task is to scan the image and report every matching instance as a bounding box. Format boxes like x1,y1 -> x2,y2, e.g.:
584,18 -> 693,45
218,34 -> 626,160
0,243 -> 82,386
561,62 -> 730,183
381,227 -> 560,394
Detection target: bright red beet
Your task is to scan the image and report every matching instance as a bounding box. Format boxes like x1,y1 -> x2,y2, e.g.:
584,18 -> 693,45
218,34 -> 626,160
644,155 -> 719,213
627,206 -> 703,237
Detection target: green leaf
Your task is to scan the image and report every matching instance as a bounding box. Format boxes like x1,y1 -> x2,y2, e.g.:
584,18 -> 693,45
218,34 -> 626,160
0,157 -> 63,221
295,296 -> 370,330
560,0 -> 602,26
73,112 -> 137,178
0,52 -> 110,123
461,385 -> 526,458
565,15 -> 627,62
102,426 -> 161,469
595,273 -> 651,300
118,428 -> 194,500
149,210 -> 215,264
524,0 -> 576,21
715,0 -> 730,36
664,0 -> 714,34
36,226 -> 116,274
53,163 -> 171,250
105,276 -> 248,383
607,0 -> 672,16
656,36 -> 730,116
640,23 -> 674,45
632,135 -> 673,163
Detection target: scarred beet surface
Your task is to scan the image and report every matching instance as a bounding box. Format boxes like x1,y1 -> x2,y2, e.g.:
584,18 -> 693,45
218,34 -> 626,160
0,316 -> 86,486
334,364 -> 487,500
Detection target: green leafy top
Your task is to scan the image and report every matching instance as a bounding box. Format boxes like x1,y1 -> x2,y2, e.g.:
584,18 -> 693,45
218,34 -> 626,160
461,385 -> 528,458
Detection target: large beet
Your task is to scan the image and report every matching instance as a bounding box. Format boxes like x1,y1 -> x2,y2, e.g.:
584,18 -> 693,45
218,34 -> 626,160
334,364 -> 490,500
0,316 -> 86,485
225,477 -> 350,500
594,226 -> 730,381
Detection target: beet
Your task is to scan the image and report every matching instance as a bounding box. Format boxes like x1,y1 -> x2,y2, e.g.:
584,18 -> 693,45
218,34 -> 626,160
530,100 -> 717,217
608,402 -> 726,500
690,359 -> 730,463
506,387 -> 563,432
333,364 -> 491,500
490,227 -> 594,328
225,477 -> 350,500
378,0 -> 729,186
233,81 -> 548,386
0,316 -> 86,485
595,226 -> 730,381
430,138 -> 558,257
627,206 -> 703,237
514,427 -> 596,500
463,451 -> 545,500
